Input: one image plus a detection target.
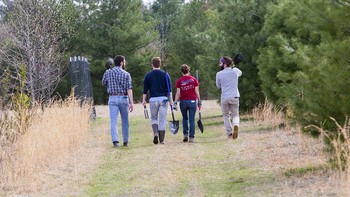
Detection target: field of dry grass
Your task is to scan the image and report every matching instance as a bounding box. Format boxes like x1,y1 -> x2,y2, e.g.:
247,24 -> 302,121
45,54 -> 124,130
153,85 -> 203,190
0,98 -> 92,195
1,100 -> 349,196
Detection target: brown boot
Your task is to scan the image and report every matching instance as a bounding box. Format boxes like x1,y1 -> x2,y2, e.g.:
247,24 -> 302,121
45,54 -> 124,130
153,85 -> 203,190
159,130 -> 165,144
233,125 -> 239,139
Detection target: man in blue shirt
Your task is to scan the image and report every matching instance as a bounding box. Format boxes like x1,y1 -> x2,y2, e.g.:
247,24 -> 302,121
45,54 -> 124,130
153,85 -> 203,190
142,57 -> 173,144
102,55 -> 134,147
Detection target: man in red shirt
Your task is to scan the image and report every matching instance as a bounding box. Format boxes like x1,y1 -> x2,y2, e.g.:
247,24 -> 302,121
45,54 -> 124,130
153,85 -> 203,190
174,64 -> 201,143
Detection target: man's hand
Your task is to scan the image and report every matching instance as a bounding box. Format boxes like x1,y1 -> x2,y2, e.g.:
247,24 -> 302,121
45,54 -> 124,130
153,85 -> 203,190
129,103 -> 134,112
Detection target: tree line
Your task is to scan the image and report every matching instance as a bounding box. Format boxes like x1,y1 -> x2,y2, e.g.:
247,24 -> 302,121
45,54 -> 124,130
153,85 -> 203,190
1,0 -> 349,143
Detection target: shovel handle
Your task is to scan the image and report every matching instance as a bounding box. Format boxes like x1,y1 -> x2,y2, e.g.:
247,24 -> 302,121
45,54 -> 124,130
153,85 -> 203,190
171,109 -> 176,121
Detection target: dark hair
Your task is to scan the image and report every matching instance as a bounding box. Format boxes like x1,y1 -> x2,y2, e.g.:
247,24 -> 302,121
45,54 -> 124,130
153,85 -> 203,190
180,64 -> 190,74
114,55 -> 125,66
152,57 -> 161,68
222,56 -> 233,66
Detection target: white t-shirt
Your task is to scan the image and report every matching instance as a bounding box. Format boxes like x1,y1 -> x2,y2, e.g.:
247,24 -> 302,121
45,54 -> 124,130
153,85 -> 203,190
216,67 -> 242,99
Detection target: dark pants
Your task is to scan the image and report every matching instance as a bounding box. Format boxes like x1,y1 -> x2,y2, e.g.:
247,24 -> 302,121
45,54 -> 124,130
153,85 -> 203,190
180,100 -> 197,138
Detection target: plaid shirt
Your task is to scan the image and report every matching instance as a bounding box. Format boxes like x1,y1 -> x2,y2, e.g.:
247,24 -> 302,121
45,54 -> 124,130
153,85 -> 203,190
102,66 -> 132,95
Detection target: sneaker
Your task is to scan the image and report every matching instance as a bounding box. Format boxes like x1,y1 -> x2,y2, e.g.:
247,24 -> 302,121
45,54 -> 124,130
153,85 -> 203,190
189,138 -> 194,143
183,136 -> 189,142
113,141 -> 120,148
153,136 -> 159,144
123,142 -> 128,147
227,133 -> 233,140
233,125 -> 239,139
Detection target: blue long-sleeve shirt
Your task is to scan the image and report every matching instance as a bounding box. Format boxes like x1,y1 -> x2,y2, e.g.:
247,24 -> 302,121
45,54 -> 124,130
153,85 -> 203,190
143,69 -> 171,98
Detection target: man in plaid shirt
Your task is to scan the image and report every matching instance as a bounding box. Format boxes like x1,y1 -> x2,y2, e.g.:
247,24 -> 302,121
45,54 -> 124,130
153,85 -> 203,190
102,55 -> 134,148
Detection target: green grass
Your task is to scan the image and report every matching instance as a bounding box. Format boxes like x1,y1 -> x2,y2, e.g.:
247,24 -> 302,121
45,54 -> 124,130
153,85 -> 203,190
283,164 -> 331,178
243,123 -> 274,133
82,107 -> 331,196
82,110 -> 276,197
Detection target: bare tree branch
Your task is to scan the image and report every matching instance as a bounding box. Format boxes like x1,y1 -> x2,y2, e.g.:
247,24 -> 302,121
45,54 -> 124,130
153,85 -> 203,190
0,0 -> 73,103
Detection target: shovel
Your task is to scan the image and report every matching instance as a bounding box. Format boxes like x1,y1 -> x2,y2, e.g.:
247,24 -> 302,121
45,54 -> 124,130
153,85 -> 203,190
169,104 -> 179,135
164,65 -> 179,134
233,53 -> 243,65
196,70 -> 204,133
197,105 -> 204,133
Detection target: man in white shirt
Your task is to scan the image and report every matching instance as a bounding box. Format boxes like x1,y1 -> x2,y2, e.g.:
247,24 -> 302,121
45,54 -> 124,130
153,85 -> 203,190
216,56 -> 242,140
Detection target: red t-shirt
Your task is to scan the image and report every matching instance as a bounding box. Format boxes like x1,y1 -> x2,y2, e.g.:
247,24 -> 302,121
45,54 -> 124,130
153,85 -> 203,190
175,75 -> 199,100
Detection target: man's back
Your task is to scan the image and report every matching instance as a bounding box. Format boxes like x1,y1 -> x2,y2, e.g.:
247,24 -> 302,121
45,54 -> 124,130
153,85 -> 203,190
102,66 -> 132,95
143,69 -> 170,98
216,67 -> 242,99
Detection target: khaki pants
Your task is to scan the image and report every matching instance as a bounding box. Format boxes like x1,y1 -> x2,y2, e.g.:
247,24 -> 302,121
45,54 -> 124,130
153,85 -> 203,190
221,97 -> 239,135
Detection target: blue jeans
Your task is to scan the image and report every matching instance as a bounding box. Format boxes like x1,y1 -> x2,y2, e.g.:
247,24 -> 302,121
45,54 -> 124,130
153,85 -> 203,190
180,100 -> 197,138
149,97 -> 168,131
108,96 -> 129,143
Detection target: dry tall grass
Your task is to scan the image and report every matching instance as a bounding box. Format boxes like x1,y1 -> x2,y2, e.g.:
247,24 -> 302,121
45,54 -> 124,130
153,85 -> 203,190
251,98 -> 285,128
0,96 -> 92,193
306,117 -> 350,196
251,100 -> 349,195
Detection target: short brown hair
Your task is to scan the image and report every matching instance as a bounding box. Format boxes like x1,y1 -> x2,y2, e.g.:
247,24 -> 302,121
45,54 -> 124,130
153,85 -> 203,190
180,64 -> 190,74
152,57 -> 161,68
114,55 -> 125,66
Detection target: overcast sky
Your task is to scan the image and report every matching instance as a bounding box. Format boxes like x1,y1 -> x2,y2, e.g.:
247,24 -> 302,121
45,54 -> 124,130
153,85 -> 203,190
0,1 -> 189,7
142,0 -> 155,5
142,0 -> 190,5
0,1 -> 159,7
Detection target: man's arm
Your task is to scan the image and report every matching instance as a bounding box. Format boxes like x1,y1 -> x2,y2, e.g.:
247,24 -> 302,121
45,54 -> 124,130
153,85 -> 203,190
142,94 -> 147,106
142,75 -> 148,106
127,89 -> 134,112
102,72 -> 108,86
169,91 -> 173,106
215,73 -> 221,89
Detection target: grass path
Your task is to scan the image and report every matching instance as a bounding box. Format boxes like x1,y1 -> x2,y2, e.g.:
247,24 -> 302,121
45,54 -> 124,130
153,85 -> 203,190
86,116 -> 268,196
24,101 -> 341,196
80,101 -> 340,196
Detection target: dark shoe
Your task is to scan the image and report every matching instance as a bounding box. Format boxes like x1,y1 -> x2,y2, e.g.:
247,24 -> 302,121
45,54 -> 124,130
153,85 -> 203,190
113,141 -> 120,148
123,142 -> 128,147
233,125 -> 239,139
159,130 -> 165,144
183,136 -> 188,142
227,133 -> 233,140
153,136 -> 159,144
189,137 -> 194,143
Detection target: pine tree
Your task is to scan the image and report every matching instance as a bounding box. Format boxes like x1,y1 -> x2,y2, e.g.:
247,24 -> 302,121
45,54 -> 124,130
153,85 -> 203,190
258,0 -> 350,139
68,0 -> 158,104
